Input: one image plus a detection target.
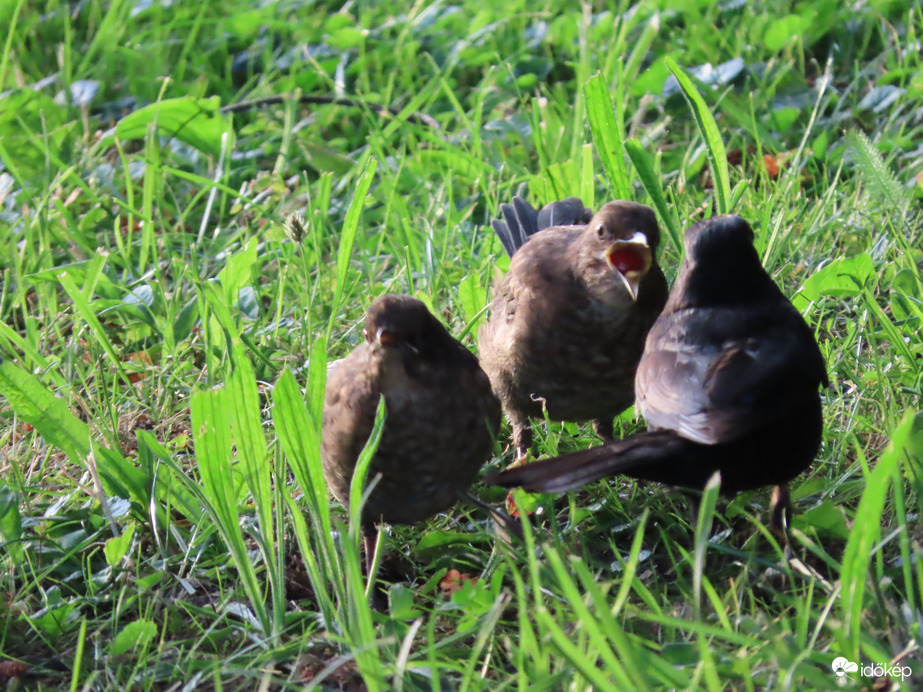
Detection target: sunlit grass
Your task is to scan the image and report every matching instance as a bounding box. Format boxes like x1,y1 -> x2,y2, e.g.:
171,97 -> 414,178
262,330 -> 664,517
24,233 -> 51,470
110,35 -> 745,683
1,0 -> 922,689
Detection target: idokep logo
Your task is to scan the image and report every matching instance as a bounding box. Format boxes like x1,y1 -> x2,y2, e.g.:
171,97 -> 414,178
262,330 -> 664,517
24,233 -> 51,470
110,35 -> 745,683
830,656 -> 913,683
831,657 -> 859,677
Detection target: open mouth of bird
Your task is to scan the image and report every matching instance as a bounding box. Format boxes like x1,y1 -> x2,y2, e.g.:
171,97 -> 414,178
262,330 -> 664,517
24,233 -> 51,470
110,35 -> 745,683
605,240 -> 651,276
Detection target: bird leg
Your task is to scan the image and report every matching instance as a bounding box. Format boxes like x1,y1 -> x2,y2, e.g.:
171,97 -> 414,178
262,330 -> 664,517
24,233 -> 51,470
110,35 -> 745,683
593,418 -> 615,443
509,420 -> 533,467
770,484 -> 792,558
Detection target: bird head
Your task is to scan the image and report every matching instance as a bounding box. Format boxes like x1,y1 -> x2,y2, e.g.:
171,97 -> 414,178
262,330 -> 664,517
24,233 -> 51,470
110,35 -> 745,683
577,201 -> 660,302
363,295 -> 456,366
664,215 -> 774,312
683,214 -> 755,264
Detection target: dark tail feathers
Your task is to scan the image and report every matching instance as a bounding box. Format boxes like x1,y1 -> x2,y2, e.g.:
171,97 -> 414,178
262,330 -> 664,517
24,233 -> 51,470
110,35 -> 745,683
491,196 -> 593,257
484,430 -> 716,494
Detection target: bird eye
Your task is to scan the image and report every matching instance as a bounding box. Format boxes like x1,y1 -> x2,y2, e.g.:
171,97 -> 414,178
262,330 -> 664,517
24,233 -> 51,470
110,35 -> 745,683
596,224 -> 606,240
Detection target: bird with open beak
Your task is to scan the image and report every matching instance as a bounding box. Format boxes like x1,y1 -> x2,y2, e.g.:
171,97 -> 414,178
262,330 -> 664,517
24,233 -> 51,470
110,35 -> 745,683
322,295 -> 501,572
479,197 -> 669,460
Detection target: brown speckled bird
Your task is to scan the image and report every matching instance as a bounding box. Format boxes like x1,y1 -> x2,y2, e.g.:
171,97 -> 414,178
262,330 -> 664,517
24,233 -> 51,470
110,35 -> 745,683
487,215 -> 828,531
322,295 -> 501,564
479,197 -> 669,458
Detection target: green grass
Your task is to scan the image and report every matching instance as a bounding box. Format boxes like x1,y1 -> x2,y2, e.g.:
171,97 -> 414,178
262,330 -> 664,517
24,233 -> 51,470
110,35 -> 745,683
1,0 -> 922,689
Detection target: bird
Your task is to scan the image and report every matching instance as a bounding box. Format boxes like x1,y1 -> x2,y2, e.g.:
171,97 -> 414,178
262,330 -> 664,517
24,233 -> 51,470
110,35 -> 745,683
478,196 -> 669,459
486,214 -> 828,532
322,295 -> 502,569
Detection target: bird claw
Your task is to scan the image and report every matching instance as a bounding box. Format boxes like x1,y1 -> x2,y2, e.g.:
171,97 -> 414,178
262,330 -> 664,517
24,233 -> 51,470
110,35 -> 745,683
506,450 -> 531,470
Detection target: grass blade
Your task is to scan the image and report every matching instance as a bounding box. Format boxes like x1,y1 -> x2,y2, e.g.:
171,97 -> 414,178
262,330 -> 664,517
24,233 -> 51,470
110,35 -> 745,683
543,546 -> 638,688
666,58 -> 731,214
191,384 -> 271,634
330,155 -> 378,337
693,471 -> 721,619
583,73 -> 631,200
624,139 -> 682,253
274,369 -> 331,538
0,359 -> 149,510
839,413 -> 913,655
349,396 -> 387,537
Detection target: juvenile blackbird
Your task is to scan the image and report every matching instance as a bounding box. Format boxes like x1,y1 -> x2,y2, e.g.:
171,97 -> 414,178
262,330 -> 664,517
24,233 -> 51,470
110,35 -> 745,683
487,215 -> 828,530
479,197 -> 669,458
322,295 -> 501,565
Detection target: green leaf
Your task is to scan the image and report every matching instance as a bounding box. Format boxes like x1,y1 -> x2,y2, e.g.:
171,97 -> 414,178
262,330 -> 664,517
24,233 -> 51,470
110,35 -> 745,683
792,253 -> 876,311
303,141 -> 356,175
217,237 -> 259,301
580,142 -> 596,210
57,267 -> 131,385
812,131 -> 829,159
29,593 -> 74,641
274,369 -> 329,536
770,107 -> 801,133
623,13 -> 661,87
388,583 -> 422,620
109,619 -> 157,657
539,546 -> 641,688
765,15 -> 805,51
104,524 -> 136,567
0,89 -> 72,181
173,297 -> 199,342
329,26 -> 365,50
0,361 -> 148,512
135,431 -> 203,523
114,96 -> 232,156
27,260 -> 119,295
417,149 -> 494,180
457,274 -> 486,329
0,359 -> 90,461
666,58 -> 731,215
412,530 -> 490,556
583,73 -> 631,199
630,53 -> 676,98
0,484 -> 23,563
237,286 -> 259,320
661,642 -> 699,666
796,500 -> 849,540
889,269 -> 923,328
228,342 -> 272,534
306,336 -> 329,444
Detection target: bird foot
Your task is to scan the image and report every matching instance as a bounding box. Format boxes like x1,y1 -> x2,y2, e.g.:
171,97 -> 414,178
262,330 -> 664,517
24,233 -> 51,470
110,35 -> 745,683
769,484 -> 793,556
509,424 -> 533,467
506,449 -> 531,470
